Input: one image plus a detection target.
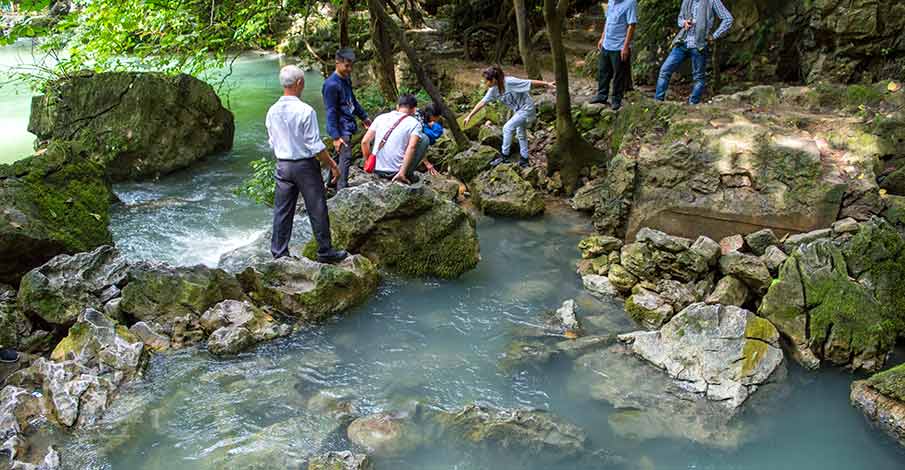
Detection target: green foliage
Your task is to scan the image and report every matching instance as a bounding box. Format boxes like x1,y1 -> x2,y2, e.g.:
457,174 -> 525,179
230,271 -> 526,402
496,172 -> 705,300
236,156 -> 275,207
356,84 -> 433,113
636,0 -> 682,65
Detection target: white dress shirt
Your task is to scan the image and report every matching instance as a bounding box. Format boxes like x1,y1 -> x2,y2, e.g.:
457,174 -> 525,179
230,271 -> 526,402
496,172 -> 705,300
265,96 -> 327,160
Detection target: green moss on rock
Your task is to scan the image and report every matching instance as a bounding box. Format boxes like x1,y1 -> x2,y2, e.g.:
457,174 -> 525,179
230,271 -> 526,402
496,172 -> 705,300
867,363 -> 905,402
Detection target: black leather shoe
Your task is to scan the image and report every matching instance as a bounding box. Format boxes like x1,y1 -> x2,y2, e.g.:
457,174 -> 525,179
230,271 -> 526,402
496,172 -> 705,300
0,348 -> 19,363
518,157 -> 530,168
611,101 -> 623,111
589,96 -> 609,105
317,250 -> 349,264
490,156 -> 510,167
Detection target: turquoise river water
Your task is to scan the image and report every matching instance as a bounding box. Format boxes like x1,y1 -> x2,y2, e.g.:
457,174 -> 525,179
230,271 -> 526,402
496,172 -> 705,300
2,43 -> 905,470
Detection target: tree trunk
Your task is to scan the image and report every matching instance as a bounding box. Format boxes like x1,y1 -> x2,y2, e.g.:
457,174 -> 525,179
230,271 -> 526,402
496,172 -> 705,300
367,0 -> 398,102
513,0 -> 542,80
372,0 -> 470,149
339,0 -> 351,48
542,0 -> 606,193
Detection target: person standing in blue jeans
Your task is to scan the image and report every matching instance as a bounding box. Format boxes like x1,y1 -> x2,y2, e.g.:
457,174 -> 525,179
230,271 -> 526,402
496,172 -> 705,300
654,0 -> 733,105
590,0 -> 637,110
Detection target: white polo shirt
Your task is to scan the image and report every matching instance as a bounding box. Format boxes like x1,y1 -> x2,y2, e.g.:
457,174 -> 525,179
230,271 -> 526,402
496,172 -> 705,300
371,111 -> 422,173
265,96 -> 327,160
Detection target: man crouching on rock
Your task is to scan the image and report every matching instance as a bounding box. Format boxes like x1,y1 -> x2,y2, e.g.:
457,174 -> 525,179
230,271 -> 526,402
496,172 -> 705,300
361,94 -> 439,185
266,65 -> 348,264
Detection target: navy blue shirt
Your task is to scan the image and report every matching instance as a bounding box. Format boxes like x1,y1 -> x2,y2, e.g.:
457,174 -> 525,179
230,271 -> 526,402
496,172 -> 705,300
322,72 -> 368,140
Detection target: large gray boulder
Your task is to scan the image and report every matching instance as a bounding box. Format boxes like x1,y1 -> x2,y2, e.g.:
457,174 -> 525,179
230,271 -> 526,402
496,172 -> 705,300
29,72 -> 234,182
0,142 -> 113,285
17,246 -> 128,326
303,182 -> 480,279
619,303 -> 784,410
237,256 -> 379,323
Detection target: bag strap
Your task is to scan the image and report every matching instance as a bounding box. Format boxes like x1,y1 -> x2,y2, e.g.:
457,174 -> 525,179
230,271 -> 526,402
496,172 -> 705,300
376,113 -> 412,155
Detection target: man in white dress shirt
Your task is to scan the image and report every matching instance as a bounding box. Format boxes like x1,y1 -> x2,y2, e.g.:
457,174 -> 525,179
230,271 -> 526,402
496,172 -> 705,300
266,65 -> 348,264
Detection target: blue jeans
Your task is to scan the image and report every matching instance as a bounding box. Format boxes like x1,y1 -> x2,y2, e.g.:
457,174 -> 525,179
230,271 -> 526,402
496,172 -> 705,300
655,45 -> 708,104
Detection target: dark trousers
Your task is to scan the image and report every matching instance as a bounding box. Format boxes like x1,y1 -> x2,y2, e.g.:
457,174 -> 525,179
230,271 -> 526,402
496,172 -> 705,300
336,135 -> 353,191
271,158 -> 333,259
595,49 -> 628,104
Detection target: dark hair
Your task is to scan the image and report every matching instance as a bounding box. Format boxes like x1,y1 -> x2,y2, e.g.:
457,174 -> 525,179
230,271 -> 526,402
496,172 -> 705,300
482,65 -> 505,94
335,48 -> 356,63
421,103 -> 441,119
397,93 -> 418,109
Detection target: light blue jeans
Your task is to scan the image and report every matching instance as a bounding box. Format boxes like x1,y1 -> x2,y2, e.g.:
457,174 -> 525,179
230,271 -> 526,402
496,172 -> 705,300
655,45 -> 709,104
502,110 -> 534,159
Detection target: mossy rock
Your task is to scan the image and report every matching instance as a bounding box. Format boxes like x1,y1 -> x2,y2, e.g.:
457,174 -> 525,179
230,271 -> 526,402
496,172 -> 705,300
457,103 -> 505,140
470,164 -> 544,218
237,255 -> 378,322
867,363 -> 905,403
448,144 -> 497,183
0,141 -> 113,285
0,284 -> 31,350
29,71 -> 234,182
303,182 -> 480,279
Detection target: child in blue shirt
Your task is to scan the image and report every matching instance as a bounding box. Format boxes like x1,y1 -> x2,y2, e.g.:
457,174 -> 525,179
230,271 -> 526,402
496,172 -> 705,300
413,103 -> 444,175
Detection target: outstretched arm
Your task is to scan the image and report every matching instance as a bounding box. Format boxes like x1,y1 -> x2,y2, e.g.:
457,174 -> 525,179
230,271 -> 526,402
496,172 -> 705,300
464,100 -> 487,125
530,80 -> 556,89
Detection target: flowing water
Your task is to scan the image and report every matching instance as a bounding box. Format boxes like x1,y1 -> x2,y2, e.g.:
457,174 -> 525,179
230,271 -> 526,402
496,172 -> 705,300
2,47 -> 905,469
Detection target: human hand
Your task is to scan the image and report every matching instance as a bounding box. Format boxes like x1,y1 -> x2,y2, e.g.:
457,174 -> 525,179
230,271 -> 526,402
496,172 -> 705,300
621,46 -> 630,62
330,162 -> 340,184
333,138 -> 345,153
684,20 -> 693,30
391,172 -> 410,184
547,81 -> 556,89
597,37 -> 604,50
463,114 -> 472,126
425,163 -> 439,176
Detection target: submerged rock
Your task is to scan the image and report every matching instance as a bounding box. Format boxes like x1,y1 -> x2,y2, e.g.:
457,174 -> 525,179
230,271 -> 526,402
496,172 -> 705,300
571,345 -> 751,449
347,410 -> 422,458
619,303 -> 784,410
199,300 -> 291,356
851,363 -> 905,448
307,451 -> 373,470
237,256 -> 378,323
433,403 -> 589,462
470,164 -> 544,218
304,182 -> 480,278
29,71 -> 234,182
17,245 -> 128,326
0,142 -> 113,285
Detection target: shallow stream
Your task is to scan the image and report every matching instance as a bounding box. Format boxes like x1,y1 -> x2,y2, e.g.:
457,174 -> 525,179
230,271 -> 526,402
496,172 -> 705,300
2,46 -> 905,470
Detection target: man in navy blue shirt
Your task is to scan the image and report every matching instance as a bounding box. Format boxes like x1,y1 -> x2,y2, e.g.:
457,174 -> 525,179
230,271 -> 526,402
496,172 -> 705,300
322,48 -> 371,191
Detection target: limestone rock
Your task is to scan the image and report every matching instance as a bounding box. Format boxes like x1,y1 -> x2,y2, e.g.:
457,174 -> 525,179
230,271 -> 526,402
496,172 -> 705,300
582,275 -> 618,299
619,303 -> 784,410
851,364 -> 905,448
744,229 -> 778,256
555,299 -> 580,331
433,403 -> 589,462
347,411 -> 422,458
470,164 -> 544,218
578,235 -> 622,259
0,142 -> 113,284
832,217 -> 860,234
448,144 -> 496,182
625,289 -> 674,330
199,300 -> 291,356
29,72 -> 234,182
706,276 -> 749,307
422,173 -> 462,202
238,256 -> 378,323
50,309 -> 146,381
719,235 -> 745,255
571,345 -> 750,449
759,222 -> 905,372
17,245 -> 128,326
128,322 -> 171,352
607,264 -> 638,294
571,179 -> 608,212
636,228 -> 691,253
718,252 -> 773,294
783,228 -> 832,252
119,263 -> 246,348
304,182 -> 480,278
308,451 -> 374,470
1,284 -> 31,351
761,245 -> 789,274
